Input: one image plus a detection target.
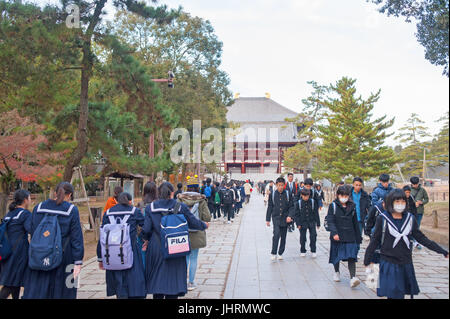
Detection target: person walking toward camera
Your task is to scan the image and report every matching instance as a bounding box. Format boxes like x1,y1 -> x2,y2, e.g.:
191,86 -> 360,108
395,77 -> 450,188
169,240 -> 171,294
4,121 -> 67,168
324,186 -> 362,288
409,176 -> 429,250
364,189 -> 448,299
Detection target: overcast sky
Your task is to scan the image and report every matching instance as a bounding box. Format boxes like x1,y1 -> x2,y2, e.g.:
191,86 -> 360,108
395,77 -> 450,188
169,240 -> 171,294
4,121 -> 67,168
36,0 -> 449,145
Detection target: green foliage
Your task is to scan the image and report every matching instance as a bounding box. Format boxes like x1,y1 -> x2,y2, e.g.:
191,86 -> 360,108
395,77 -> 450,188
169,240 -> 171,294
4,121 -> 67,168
369,0 -> 449,76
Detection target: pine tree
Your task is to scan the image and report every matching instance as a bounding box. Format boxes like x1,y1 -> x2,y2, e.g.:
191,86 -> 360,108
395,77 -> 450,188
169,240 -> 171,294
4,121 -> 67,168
315,77 -> 397,182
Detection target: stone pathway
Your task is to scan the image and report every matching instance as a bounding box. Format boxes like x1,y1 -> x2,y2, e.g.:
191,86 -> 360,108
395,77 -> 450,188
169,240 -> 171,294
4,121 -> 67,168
78,193 -> 449,299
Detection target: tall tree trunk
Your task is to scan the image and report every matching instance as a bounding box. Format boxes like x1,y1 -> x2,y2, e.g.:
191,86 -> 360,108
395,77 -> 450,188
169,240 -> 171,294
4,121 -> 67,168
63,0 -> 107,182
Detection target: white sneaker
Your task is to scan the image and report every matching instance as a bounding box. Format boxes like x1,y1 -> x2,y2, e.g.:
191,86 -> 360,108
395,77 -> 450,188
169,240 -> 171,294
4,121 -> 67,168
270,254 -> 277,261
311,253 -> 317,258
187,282 -> 197,291
333,272 -> 341,282
300,253 -> 306,257
227,221 -> 231,224
350,277 -> 361,288
277,255 -> 283,260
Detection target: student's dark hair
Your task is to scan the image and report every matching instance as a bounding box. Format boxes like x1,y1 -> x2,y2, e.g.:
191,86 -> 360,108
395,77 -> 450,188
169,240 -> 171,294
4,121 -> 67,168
410,176 -> 420,185
300,188 -> 310,196
176,183 -> 183,189
379,173 -> 390,182
276,177 -> 285,184
9,189 -> 31,211
143,181 -> 158,204
206,177 -> 212,184
55,182 -> 74,205
158,182 -> 174,200
113,186 -> 123,200
385,189 -> 407,214
118,192 -> 132,206
214,181 -> 220,187
353,177 -> 363,184
338,181 -> 345,185
336,185 -> 351,197
287,173 -> 293,177
304,178 -> 314,186
403,185 -> 412,192
226,182 -> 233,188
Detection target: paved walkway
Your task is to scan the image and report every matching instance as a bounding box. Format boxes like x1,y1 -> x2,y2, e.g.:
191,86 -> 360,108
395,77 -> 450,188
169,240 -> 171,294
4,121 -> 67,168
78,192 -> 449,299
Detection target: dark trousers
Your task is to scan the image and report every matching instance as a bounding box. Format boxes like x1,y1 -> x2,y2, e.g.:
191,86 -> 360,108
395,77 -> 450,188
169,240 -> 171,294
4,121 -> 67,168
214,204 -> 221,218
207,202 -> 216,218
271,224 -> 288,255
223,204 -> 233,221
299,223 -> 317,253
0,286 -> 20,299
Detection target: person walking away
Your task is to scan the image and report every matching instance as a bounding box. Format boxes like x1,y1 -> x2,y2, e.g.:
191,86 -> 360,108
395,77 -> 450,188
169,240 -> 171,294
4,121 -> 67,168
136,181 -> 158,270
220,182 -> 235,224
288,188 -> 320,258
103,186 -> 123,217
364,189 -> 448,299
324,186 -> 362,288
213,182 -> 222,220
204,178 -> 216,220
174,183 -> 183,199
232,182 -> 242,217
142,182 -> 208,299
239,182 -> 246,211
22,182 -> 84,299
177,186 -> 211,291
97,192 -> 146,299
264,181 -> 274,206
266,177 -> 294,261
243,180 -> 252,204
409,176 -> 429,250
0,190 -> 32,299
315,184 -> 325,208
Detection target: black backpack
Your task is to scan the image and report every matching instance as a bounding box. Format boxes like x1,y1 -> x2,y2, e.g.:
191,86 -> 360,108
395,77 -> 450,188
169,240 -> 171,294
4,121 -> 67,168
222,189 -> 233,205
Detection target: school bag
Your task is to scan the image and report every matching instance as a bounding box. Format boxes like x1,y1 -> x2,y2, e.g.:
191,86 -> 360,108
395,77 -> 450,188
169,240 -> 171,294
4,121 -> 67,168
187,202 -> 201,233
99,207 -> 135,270
0,210 -> 25,261
214,191 -> 221,205
28,204 -> 73,271
324,202 -> 355,232
204,185 -> 212,198
160,202 -> 191,259
222,189 -> 234,205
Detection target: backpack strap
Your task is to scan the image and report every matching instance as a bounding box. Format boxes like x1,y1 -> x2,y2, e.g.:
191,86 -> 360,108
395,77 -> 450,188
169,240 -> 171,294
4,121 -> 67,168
107,207 -> 135,224
381,217 -> 387,246
332,202 -> 336,214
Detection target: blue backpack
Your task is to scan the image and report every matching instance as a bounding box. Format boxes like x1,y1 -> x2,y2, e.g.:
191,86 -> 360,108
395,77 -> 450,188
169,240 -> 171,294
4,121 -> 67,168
158,202 -> 191,259
28,203 -> 73,271
0,210 -> 25,261
204,185 -> 212,198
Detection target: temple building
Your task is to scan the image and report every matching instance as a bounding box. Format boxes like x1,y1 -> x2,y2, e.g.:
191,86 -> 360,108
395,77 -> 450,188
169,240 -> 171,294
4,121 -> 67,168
221,95 -> 306,180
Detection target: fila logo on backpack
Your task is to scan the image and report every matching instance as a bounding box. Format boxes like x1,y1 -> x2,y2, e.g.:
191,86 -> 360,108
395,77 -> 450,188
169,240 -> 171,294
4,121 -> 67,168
158,202 -> 191,259
28,204 -> 74,271
100,207 -> 135,270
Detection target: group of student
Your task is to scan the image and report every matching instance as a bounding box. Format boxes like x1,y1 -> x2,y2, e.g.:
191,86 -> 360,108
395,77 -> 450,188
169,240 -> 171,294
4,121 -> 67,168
0,174 -> 256,299
265,173 -> 448,299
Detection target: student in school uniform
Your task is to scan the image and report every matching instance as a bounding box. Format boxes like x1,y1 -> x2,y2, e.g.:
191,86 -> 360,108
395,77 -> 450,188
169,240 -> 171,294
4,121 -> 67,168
177,181 -> 211,291
220,182 -> 235,224
232,182 -> 242,216
285,173 -> 299,232
0,189 -> 32,299
315,184 -> 325,207
364,189 -> 448,299
103,186 -> 123,216
266,177 -> 294,261
142,182 -> 208,299
325,186 -> 362,288
97,192 -> 146,299
22,182 -> 84,299
213,182 -> 222,220
288,188 -> 320,258
137,182 -> 158,269
351,177 -> 372,237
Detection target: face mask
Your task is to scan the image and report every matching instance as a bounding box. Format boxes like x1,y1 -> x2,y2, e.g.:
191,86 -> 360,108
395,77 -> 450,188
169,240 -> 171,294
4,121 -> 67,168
339,197 -> 348,203
394,204 -> 406,213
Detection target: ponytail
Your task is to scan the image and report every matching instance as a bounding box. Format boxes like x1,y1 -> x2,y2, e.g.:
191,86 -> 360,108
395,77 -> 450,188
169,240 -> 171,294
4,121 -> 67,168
158,182 -> 174,200
9,189 -> 31,211
55,182 -> 74,205
113,186 -> 123,200
117,192 -> 132,206
143,182 -> 158,204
